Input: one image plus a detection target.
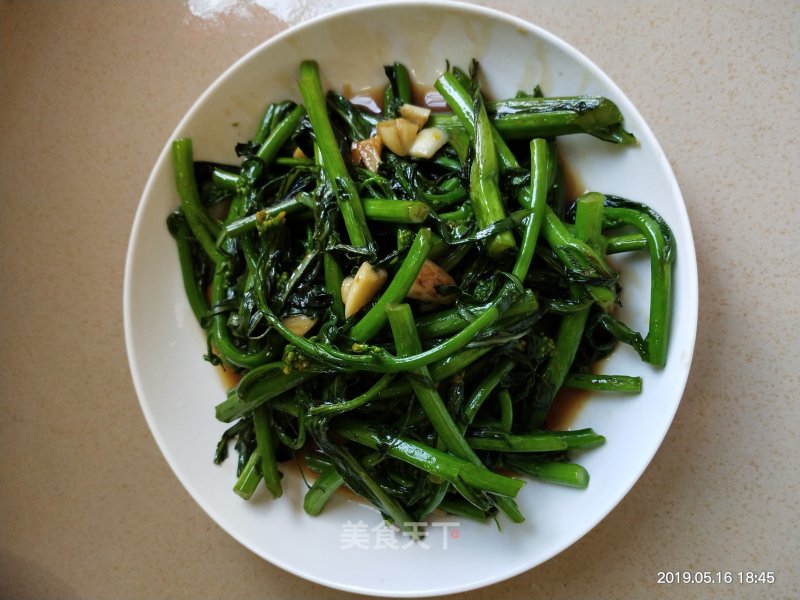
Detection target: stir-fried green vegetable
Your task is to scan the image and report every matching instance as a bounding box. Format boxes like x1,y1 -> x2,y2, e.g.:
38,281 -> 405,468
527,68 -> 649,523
168,59 -> 674,532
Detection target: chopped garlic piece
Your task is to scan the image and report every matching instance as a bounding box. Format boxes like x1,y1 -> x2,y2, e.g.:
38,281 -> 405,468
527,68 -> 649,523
406,259 -> 456,305
341,276 -> 354,303
409,127 -> 449,159
377,118 -> 419,157
399,103 -> 431,128
344,262 -> 388,318
281,315 -> 319,336
350,135 -> 383,172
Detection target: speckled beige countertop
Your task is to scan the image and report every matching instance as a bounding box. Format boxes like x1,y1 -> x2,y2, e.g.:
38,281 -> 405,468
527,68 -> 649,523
1,1 -> 798,598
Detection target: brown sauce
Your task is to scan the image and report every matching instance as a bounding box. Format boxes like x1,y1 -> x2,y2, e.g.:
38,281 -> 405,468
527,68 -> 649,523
545,386 -> 590,431
217,365 -> 242,390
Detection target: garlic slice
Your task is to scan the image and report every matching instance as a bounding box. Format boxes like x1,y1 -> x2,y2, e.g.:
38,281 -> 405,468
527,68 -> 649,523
408,127 -> 449,159
399,103 -> 431,128
377,118 -> 419,157
350,135 -> 383,172
344,262 -> 388,318
281,315 -> 319,336
341,276 -> 354,304
406,259 -> 456,305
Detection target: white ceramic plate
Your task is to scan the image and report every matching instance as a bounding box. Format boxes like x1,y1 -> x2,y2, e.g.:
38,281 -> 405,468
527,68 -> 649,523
124,1 -> 698,596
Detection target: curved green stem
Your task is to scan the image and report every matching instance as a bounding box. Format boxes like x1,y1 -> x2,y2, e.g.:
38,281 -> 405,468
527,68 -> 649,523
603,204 -> 673,367
349,228 -> 432,342
210,261 -> 275,369
255,104 -> 306,165
463,358 -> 515,424
254,276 -> 520,374
215,362 -> 319,422
310,374 -> 394,415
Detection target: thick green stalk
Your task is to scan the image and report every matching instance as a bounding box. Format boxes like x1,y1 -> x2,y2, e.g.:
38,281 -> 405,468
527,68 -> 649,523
503,456 -> 590,489
488,96 -> 636,144
172,139 -> 224,264
606,233 -> 648,254
390,61 -> 413,104
511,138 -> 551,281
564,373 -> 642,393
251,100 -> 295,146
303,466 -> 344,516
334,419 -> 524,498
253,405 -> 282,498
498,389 -> 513,432
167,212 -> 210,325
324,252 -> 345,321
212,167 -> 239,190
574,192 -> 606,253
469,96 -> 517,258
215,363 -> 318,422
539,303 -> 589,403
421,185 -> 467,209
298,60 -> 372,248
387,304 -> 475,458
362,199 -> 430,223
233,451 -> 262,499
467,428 -> 605,452
434,72 -> 518,171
